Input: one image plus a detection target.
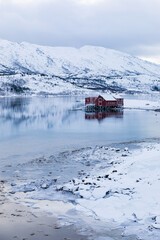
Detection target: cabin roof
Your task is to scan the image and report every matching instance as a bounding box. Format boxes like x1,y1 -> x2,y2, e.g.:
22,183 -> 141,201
97,94 -> 115,101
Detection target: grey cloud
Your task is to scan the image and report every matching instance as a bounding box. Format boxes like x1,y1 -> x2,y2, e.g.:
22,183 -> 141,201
0,0 -> 160,58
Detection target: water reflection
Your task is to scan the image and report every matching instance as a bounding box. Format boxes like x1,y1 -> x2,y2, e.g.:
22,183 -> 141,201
85,111 -> 123,121
0,97 -> 29,112
0,97 -> 82,132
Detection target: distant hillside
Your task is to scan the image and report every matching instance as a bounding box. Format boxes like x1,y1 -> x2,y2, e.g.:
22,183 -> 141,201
0,39 -> 160,95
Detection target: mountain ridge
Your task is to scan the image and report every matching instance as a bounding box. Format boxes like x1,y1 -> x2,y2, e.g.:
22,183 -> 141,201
0,39 -> 160,95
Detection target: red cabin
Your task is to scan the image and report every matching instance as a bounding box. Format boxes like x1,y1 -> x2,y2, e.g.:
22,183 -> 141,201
85,95 -> 124,109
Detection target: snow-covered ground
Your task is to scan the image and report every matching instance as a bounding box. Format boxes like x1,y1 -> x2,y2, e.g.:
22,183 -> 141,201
67,142 -> 160,240
0,74 -> 93,96
125,98 -> 160,110
7,139 -> 160,240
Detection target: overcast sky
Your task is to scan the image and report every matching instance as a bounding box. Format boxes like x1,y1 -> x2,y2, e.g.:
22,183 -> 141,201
0,0 -> 160,63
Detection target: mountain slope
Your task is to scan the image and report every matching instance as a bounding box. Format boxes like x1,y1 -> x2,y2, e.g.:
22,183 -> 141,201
0,39 -> 160,95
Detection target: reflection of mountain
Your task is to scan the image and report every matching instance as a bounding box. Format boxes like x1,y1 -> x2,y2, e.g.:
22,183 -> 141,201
0,97 -> 29,111
0,97 -> 83,130
85,111 -> 123,121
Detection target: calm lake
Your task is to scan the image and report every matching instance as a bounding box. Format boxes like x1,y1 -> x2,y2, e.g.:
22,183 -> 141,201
0,96 -> 159,166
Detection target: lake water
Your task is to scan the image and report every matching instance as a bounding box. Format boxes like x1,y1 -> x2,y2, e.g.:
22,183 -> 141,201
0,96 -> 160,166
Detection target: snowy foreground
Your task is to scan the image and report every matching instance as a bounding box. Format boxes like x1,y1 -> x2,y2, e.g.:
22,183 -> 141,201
59,142 -> 160,240
9,140 -> 160,240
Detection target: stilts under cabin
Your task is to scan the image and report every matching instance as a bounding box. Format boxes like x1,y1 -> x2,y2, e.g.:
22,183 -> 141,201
85,95 -> 124,112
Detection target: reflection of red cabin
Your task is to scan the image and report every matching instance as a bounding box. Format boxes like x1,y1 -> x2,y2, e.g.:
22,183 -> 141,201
85,111 -> 123,121
85,95 -> 124,108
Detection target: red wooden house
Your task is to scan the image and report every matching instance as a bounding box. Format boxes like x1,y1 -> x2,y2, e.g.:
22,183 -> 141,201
85,95 -> 124,111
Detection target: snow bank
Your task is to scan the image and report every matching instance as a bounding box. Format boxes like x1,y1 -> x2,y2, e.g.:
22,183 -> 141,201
124,98 -> 160,110
8,141 -> 160,239
58,142 -> 160,240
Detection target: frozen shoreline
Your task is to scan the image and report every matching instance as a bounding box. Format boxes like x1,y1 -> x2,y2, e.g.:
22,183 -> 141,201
4,138 -> 160,240
56,140 -> 160,240
67,141 -> 160,240
0,184 -> 89,240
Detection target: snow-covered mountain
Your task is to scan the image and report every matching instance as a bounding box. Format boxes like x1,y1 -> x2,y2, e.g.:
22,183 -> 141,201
0,39 -> 160,95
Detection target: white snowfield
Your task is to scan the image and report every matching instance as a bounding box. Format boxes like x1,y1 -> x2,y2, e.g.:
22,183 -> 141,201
58,142 -> 160,240
0,39 -> 160,95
